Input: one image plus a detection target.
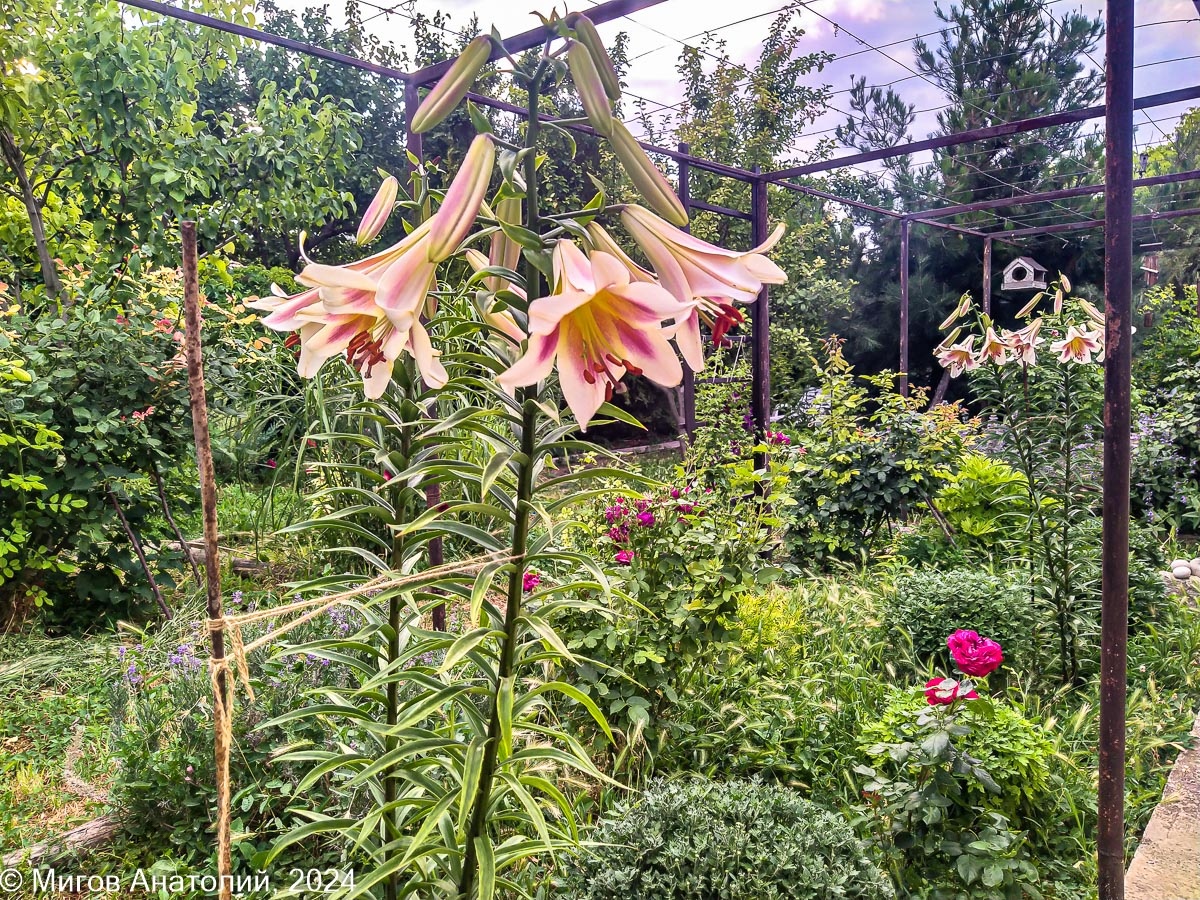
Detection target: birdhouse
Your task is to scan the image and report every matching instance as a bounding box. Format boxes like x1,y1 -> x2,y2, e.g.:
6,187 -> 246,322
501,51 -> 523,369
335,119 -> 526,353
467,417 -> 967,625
1001,257 -> 1049,292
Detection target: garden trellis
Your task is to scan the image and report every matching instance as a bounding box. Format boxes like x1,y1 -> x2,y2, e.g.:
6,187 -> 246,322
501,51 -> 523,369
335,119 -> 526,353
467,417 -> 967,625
111,0 -> 1200,896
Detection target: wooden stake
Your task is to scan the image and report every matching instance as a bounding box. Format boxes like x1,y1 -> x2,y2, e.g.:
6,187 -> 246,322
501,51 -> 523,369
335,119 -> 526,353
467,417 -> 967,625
182,221 -> 231,900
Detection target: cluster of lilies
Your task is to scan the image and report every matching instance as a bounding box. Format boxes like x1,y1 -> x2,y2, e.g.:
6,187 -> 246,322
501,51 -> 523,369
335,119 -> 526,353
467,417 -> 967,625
250,14 -> 786,428
935,275 -> 1109,378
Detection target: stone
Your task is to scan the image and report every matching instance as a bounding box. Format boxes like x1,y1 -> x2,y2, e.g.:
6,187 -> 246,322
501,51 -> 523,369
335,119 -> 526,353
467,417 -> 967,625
1171,559 -> 1191,570
1172,565 -> 1193,580
1190,559 -> 1200,578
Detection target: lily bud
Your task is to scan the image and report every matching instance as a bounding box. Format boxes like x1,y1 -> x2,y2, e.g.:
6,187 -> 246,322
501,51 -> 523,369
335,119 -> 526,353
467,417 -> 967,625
566,13 -> 621,100
427,134 -> 495,262
567,41 -> 614,137
356,175 -> 399,245
488,196 -> 522,286
609,119 -> 688,227
411,35 -> 493,134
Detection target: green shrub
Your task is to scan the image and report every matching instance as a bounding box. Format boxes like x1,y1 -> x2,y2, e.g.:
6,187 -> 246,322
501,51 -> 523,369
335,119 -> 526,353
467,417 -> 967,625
563,460 -> 786,750
860,688 -> 1054,824
562,778 -> 893,900
785,338 -> 974,565
884,569 -> 1033,672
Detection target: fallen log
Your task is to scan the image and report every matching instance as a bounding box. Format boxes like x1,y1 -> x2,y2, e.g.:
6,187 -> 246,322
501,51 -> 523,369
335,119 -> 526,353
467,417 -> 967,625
2,815 -> 120,868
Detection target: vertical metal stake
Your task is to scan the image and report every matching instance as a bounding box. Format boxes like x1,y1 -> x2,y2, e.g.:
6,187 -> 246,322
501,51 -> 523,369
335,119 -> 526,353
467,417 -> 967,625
982,236 -> 993,316
678,141 -> 696,441
751,168 -> 771,452
899,218 -> 910,396
1098,2 -> 1134,897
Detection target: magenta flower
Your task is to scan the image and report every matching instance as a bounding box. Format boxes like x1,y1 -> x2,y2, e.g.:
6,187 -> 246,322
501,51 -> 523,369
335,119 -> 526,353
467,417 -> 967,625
522,572 -> 541,592
608,525 -> 629,543
636,510 -> 655,527
924,676 -> 979,706
615,549 -> 634,566
670,487 -> 681,499
678,502 -> 695,514
946,630 -> 1004,677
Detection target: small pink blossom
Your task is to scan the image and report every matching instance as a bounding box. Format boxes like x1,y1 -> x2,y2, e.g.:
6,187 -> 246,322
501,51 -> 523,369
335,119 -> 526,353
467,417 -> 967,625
636,510 -> 655,527
924,676 -> 979,706
266,459 -> 277,469
522,572 -> 541,592
614,549 -> 634,566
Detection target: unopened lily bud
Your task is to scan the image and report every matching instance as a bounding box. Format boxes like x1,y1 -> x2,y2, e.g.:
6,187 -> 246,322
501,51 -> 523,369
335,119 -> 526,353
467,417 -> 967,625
411,35 -> 493,134
566,13 -> 621,100
609,119 -> 688,227
567,41 -> 614,137
487,196 -> 523,291
356,175 -> 398,245
427,134 -> 495,262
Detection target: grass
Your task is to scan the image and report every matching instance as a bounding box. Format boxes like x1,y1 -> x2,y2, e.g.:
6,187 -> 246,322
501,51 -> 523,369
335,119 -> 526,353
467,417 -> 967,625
0,632 -> 118,852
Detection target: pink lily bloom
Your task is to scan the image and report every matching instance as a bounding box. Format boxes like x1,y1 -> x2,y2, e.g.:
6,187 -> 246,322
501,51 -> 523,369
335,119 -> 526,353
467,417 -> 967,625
1004,319 -> 1044,366
1051,325 -> 1103,364
463,248 -> 526,345
619,204 -> 786,370
937,334 -> 979,378
977,326 -> 1009,365
498,241 -> 693,429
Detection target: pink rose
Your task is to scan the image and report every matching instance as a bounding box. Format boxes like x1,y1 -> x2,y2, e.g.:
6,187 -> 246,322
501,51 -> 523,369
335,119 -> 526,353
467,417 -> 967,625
924,676 -> 979,706
615,549 -> 634,566
522,572 -> 541,592
946,630 -> 1004,677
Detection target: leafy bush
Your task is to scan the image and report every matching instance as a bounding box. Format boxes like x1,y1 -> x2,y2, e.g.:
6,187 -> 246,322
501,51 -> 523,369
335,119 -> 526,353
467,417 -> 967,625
934,454 -> 1031,555
785,338 -> 975,564
564,461 -> 785,747
652,581 -> 908,801
884,569 -> 1034,673
857,688 -> 1050,899
562,778 -> 893,900
861,688 -> 1055,823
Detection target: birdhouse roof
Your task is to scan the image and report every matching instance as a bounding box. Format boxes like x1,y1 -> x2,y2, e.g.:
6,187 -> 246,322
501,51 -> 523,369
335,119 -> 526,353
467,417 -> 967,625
1003,256 -> 1048,275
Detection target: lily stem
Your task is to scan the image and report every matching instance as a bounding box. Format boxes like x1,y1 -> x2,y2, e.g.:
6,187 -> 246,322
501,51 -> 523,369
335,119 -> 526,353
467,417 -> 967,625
457,56 -> 548,900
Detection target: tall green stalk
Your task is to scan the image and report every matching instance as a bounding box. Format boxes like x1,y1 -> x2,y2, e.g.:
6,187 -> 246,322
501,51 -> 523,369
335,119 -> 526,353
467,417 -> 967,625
457,58 -> 548,900
385,366 -> 416,900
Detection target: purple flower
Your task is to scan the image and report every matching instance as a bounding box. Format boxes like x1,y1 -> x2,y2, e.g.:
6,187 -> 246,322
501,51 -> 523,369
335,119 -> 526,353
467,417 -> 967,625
636,510 -> 655,527
670,488 -> 681,499
608,525 -> 629,543
523,571 -> 541,592
615,549 -> 634,566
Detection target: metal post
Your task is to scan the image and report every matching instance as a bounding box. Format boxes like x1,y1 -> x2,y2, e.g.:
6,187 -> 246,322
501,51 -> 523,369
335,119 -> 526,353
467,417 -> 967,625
751,169 -> 771,448
982,237 -> 993,316
899,218 -> 910,396
678,142 -> 696,440
1098,1 -> 1134,897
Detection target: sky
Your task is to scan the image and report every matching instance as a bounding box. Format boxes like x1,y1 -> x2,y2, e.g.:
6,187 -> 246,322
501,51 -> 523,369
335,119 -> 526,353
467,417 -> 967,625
274,0 -> 1200,176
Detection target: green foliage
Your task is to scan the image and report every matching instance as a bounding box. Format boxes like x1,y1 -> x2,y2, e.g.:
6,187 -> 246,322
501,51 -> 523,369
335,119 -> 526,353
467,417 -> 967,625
935,455 -> 1031,556
564,460 -> 785,755
786,338 -> 974,563
651,580 -> 911,801
858,690 -> 1049,899
562,778 -> 893,900
884,570 -> 1033,673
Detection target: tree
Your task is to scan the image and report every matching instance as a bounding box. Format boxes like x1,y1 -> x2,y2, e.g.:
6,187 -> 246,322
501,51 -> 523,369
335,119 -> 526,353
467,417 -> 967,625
0,0 -> 361,302
831,0 -> 1108,386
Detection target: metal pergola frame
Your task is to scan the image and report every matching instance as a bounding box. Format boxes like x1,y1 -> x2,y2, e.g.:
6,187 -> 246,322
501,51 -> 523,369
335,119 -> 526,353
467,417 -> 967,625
115,0 -> 1200,895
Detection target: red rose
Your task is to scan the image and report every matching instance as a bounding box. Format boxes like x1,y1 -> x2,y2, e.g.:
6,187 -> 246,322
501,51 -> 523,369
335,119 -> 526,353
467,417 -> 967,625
946,630 -> 1004,677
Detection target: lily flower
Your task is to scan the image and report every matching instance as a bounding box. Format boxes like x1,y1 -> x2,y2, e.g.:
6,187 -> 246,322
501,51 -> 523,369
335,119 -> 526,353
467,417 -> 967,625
497,241 -> 693,429
356,175 -> 399,245
937,334 -> 979,378
977,326 -> 1009,365
426,134 -> 495,261
584,222 -> 655,283
1004,318 -> 1044,366
620,204 -> 786,370
1051,325 -> 1103,364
